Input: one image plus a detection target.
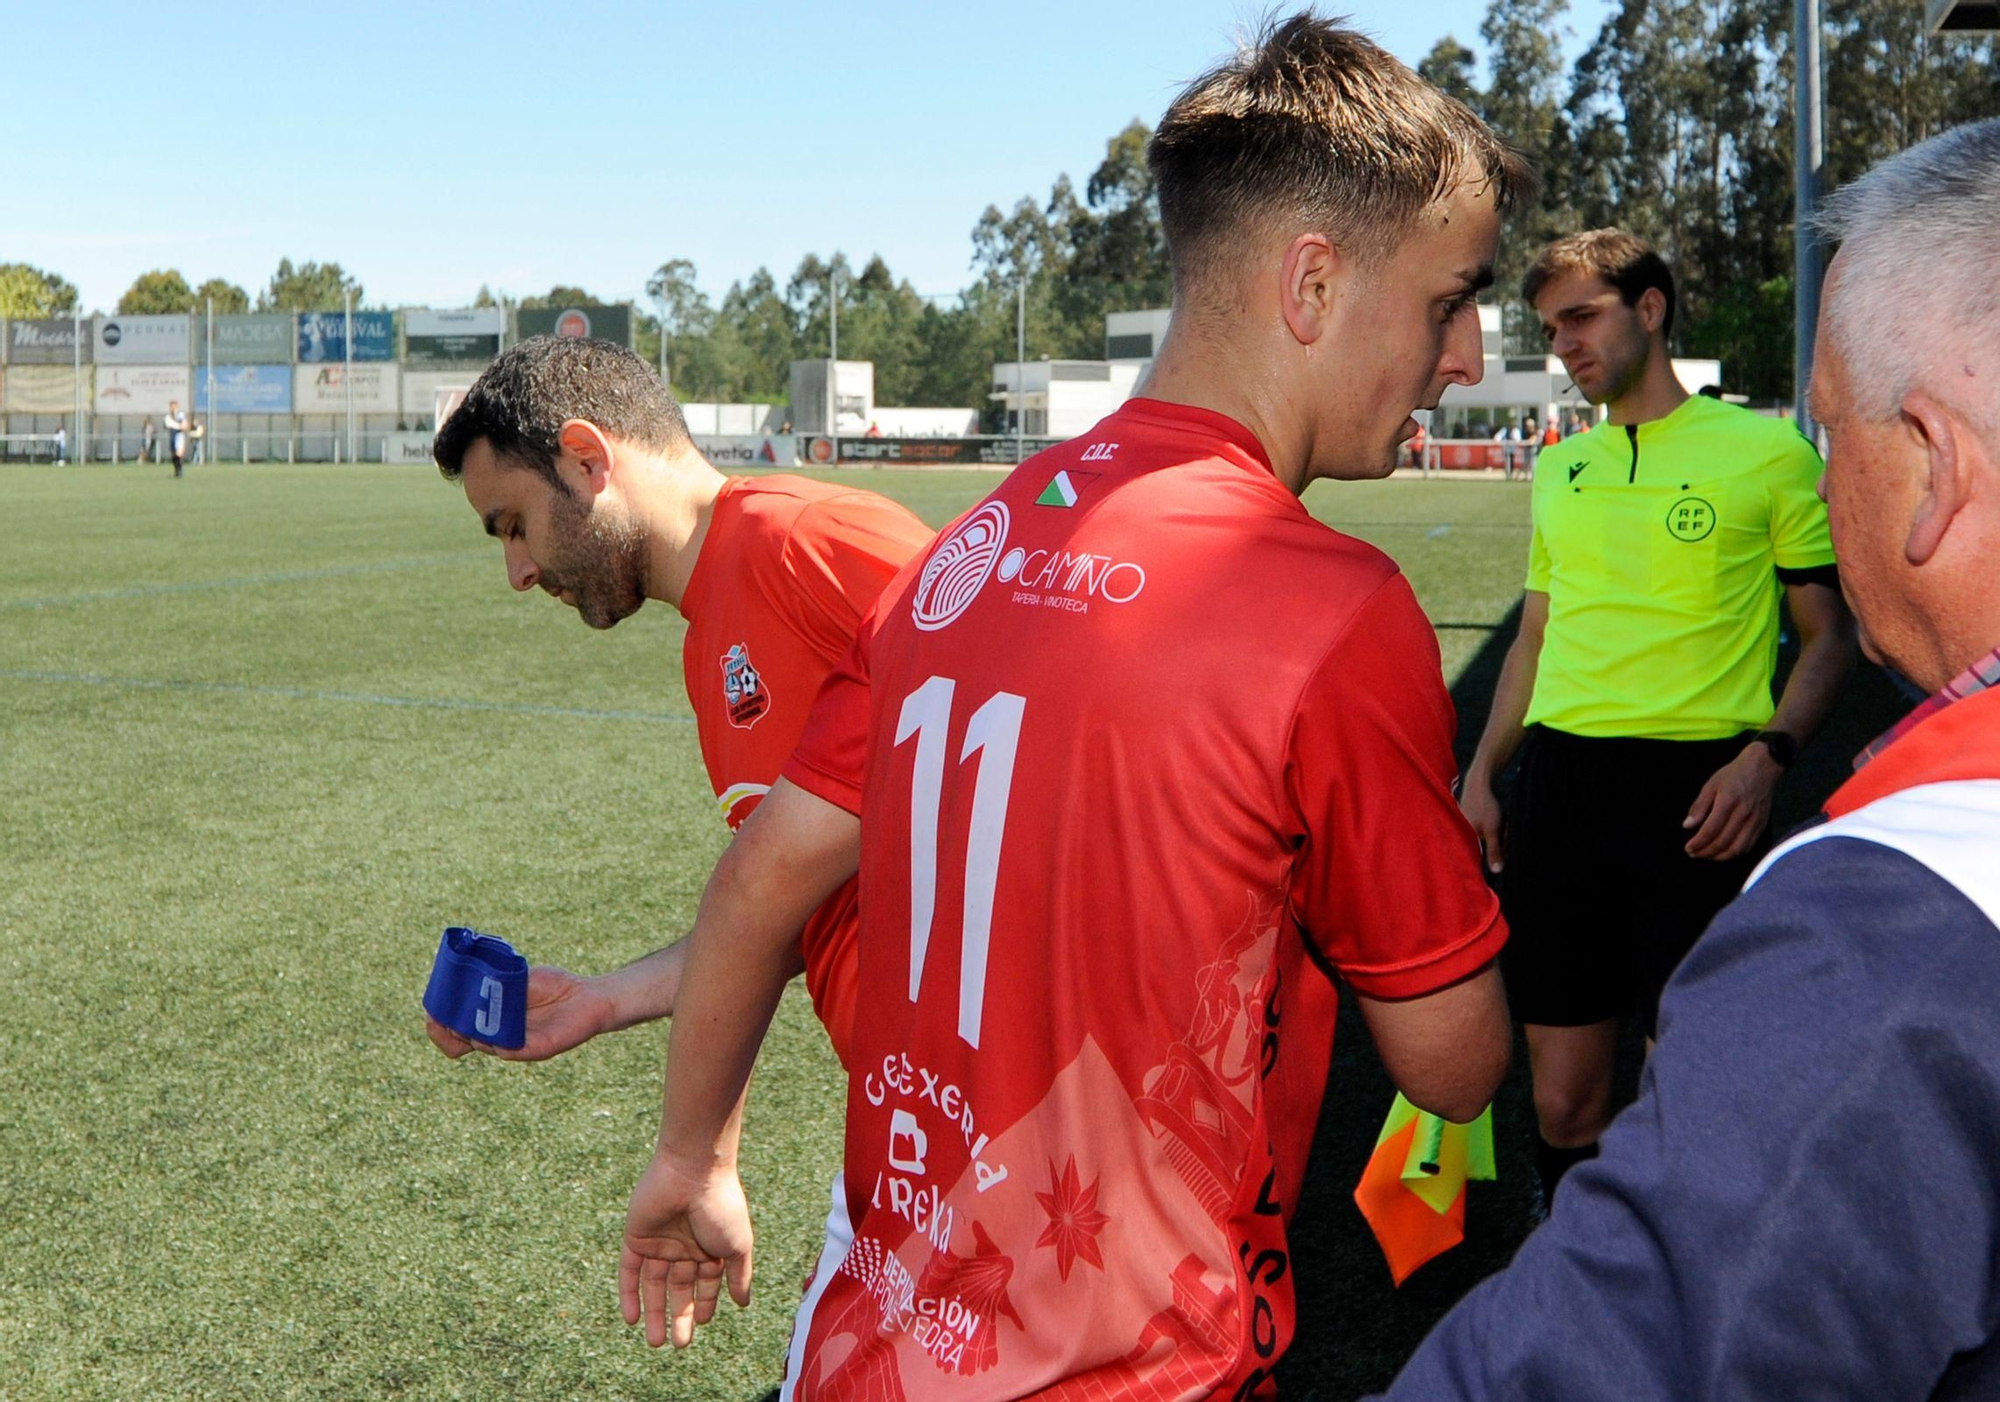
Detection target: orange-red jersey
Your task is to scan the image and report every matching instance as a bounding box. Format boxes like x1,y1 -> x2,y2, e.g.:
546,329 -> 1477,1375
779,399 -> 1506,1399
680,474 -> 932,1067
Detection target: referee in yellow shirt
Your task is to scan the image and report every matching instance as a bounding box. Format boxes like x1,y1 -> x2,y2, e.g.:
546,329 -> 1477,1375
1460,229 -> 1858,1213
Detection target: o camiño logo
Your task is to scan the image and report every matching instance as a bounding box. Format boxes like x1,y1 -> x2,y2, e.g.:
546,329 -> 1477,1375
911,501 -> 1011,631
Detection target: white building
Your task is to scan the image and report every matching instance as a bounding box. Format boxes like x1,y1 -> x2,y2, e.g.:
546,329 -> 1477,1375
1002,305 -> 1724,443
989,360 -> 1147,438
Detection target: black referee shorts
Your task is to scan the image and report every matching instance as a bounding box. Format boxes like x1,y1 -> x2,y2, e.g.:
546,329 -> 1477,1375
1499,725 -> 1765,1040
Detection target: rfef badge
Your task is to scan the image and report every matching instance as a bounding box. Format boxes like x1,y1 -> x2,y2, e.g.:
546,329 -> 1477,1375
721,643 -> 769,728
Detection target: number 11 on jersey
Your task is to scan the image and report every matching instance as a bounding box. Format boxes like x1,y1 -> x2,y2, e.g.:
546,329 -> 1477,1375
894,676 -> 1026,1049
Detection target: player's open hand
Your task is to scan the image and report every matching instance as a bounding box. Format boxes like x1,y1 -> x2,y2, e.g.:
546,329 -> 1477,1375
1458,776 -> 1506,873
620,1149 -> 754,1349
423,964 -> 614,1062
1683,745 -> 1781,861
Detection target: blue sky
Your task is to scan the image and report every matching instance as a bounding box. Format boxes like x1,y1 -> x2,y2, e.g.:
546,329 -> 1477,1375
1,0 -> 1612,314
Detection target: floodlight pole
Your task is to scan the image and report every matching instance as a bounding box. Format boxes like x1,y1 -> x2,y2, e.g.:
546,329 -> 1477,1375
205,296 -> 215,452
344,287 -> 356,465
828,271 -> 839,464
1015,279 -> 1026,465
1793,0 -> 1824,434
72,306 -> 81,461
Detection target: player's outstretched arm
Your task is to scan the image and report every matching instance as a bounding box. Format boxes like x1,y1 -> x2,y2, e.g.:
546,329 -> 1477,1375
622,777 -> 859,1348
1460,590 -> 1548,872
1356,963 -> 1510,1125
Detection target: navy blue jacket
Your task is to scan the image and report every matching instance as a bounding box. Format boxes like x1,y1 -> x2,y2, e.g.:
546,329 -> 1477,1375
1377,776 -> 2000,1401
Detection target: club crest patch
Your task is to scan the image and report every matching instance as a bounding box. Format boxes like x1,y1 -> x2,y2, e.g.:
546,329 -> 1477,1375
720,643 -> 769,729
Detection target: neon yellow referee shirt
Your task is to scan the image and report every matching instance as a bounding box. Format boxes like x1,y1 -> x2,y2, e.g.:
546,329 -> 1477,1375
1525,394 -> 1835,740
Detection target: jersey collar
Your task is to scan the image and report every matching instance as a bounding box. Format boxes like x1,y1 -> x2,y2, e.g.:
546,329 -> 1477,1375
676,476 -> 746,622
1828,660 -> 2000,819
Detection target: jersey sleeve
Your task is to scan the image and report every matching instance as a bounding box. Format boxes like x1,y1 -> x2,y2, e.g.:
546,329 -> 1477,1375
1767,433 -> 1836,570
1283,574 -> 1505,999
781,595 -> 886,818
1371,839 -> 2000,1402
1524,492 -> 1553,591
777,495 -> 933,662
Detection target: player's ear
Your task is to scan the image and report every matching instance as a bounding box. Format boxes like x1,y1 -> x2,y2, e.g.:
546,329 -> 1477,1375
556,420 -> 616,497
1636,287 -> 1667,336
1901,390 -> 1974,566
1280,233 -> 1341,349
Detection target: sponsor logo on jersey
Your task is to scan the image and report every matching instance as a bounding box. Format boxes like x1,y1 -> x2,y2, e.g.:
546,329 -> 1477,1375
912,501 -> 1011,631
1666,495 -> 1717,542
1034,469 -> 1099,508
996,541 -> 1146,615
720,642 -> 769,728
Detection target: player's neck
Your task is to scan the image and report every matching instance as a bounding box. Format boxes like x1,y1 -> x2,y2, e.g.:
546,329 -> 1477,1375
1604,348 -> 1689,426
632,452 -> 727,611
1140,337 -> 1305,491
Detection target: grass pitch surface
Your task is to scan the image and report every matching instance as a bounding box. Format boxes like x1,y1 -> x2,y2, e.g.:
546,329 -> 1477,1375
0,462 -> 1895,1399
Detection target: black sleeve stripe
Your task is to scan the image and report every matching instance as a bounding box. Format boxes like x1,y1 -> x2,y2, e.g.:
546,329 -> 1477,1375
1776,563 -> 1840,590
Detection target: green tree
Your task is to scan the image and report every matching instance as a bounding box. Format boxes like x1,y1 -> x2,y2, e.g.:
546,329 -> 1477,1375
194,278 -> 250,314
518,286 -> 599,310
258,259 -> 361,312
118,269 -> 195,314
1418,35 -> 1482,107
0,263 -> 78,318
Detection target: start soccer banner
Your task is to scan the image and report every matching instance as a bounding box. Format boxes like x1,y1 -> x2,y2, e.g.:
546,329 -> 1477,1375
94,365 -> 191,415
196,364 -> 293,414
516,305 -> 631,346
808,435 -> 1065,466
293,363 -> 399,414
94,315 -> 191,365
297,311 -> 394,363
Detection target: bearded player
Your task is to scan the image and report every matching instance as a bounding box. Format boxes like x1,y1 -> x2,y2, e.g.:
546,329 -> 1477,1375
617,16 -> 1527,1396
423,335 -> 932,1070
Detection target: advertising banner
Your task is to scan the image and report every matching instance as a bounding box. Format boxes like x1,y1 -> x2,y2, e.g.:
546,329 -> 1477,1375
94,365 -> 191,415
3,364 -> 85,412
400,370 -> 475,417
297,311 -> 394,363
7,318 -> 89,365
516,305 -> 631,345
693,434 -> 800,468
294,363 -> 399,414
95,315 -> 191,365
404,308 -> 502,365
199,314 -> 294,364
806,435 -> 1063,466
196,364 -> 293,413
383,431 -> 436,465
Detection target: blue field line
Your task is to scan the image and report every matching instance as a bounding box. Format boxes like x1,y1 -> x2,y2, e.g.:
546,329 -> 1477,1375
0,668 -> 695,726
0,551 -> 489,612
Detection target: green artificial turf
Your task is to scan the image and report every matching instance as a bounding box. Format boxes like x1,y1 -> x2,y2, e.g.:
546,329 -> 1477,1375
0,462 -> 1899,1400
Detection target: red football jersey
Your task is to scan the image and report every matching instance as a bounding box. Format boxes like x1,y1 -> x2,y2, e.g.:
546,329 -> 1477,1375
779,400 -> 1505,1399
680,474 -> 932,1068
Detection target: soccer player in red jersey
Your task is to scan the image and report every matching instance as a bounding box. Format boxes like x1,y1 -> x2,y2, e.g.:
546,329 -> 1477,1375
422,335 -> 932,1069
620,17 -> 1531,1395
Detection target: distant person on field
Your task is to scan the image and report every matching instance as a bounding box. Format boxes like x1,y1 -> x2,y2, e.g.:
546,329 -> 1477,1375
1377,116 -> 2000,1402
53,424 -> 66,464
1459,227 -> 1858,1214
164,401 -> 189,478
423,335 -> 932,1071
141,416 -> 156,464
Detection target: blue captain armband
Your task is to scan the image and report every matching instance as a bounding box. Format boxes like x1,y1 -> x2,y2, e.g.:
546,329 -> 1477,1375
423,927 -> 529,1049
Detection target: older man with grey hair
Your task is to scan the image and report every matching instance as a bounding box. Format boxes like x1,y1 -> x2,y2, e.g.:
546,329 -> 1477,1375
1372,115 -> 2000,1402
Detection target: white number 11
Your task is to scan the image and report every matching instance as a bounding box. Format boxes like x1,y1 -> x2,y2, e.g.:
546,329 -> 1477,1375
894,676 -> 1026,1049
